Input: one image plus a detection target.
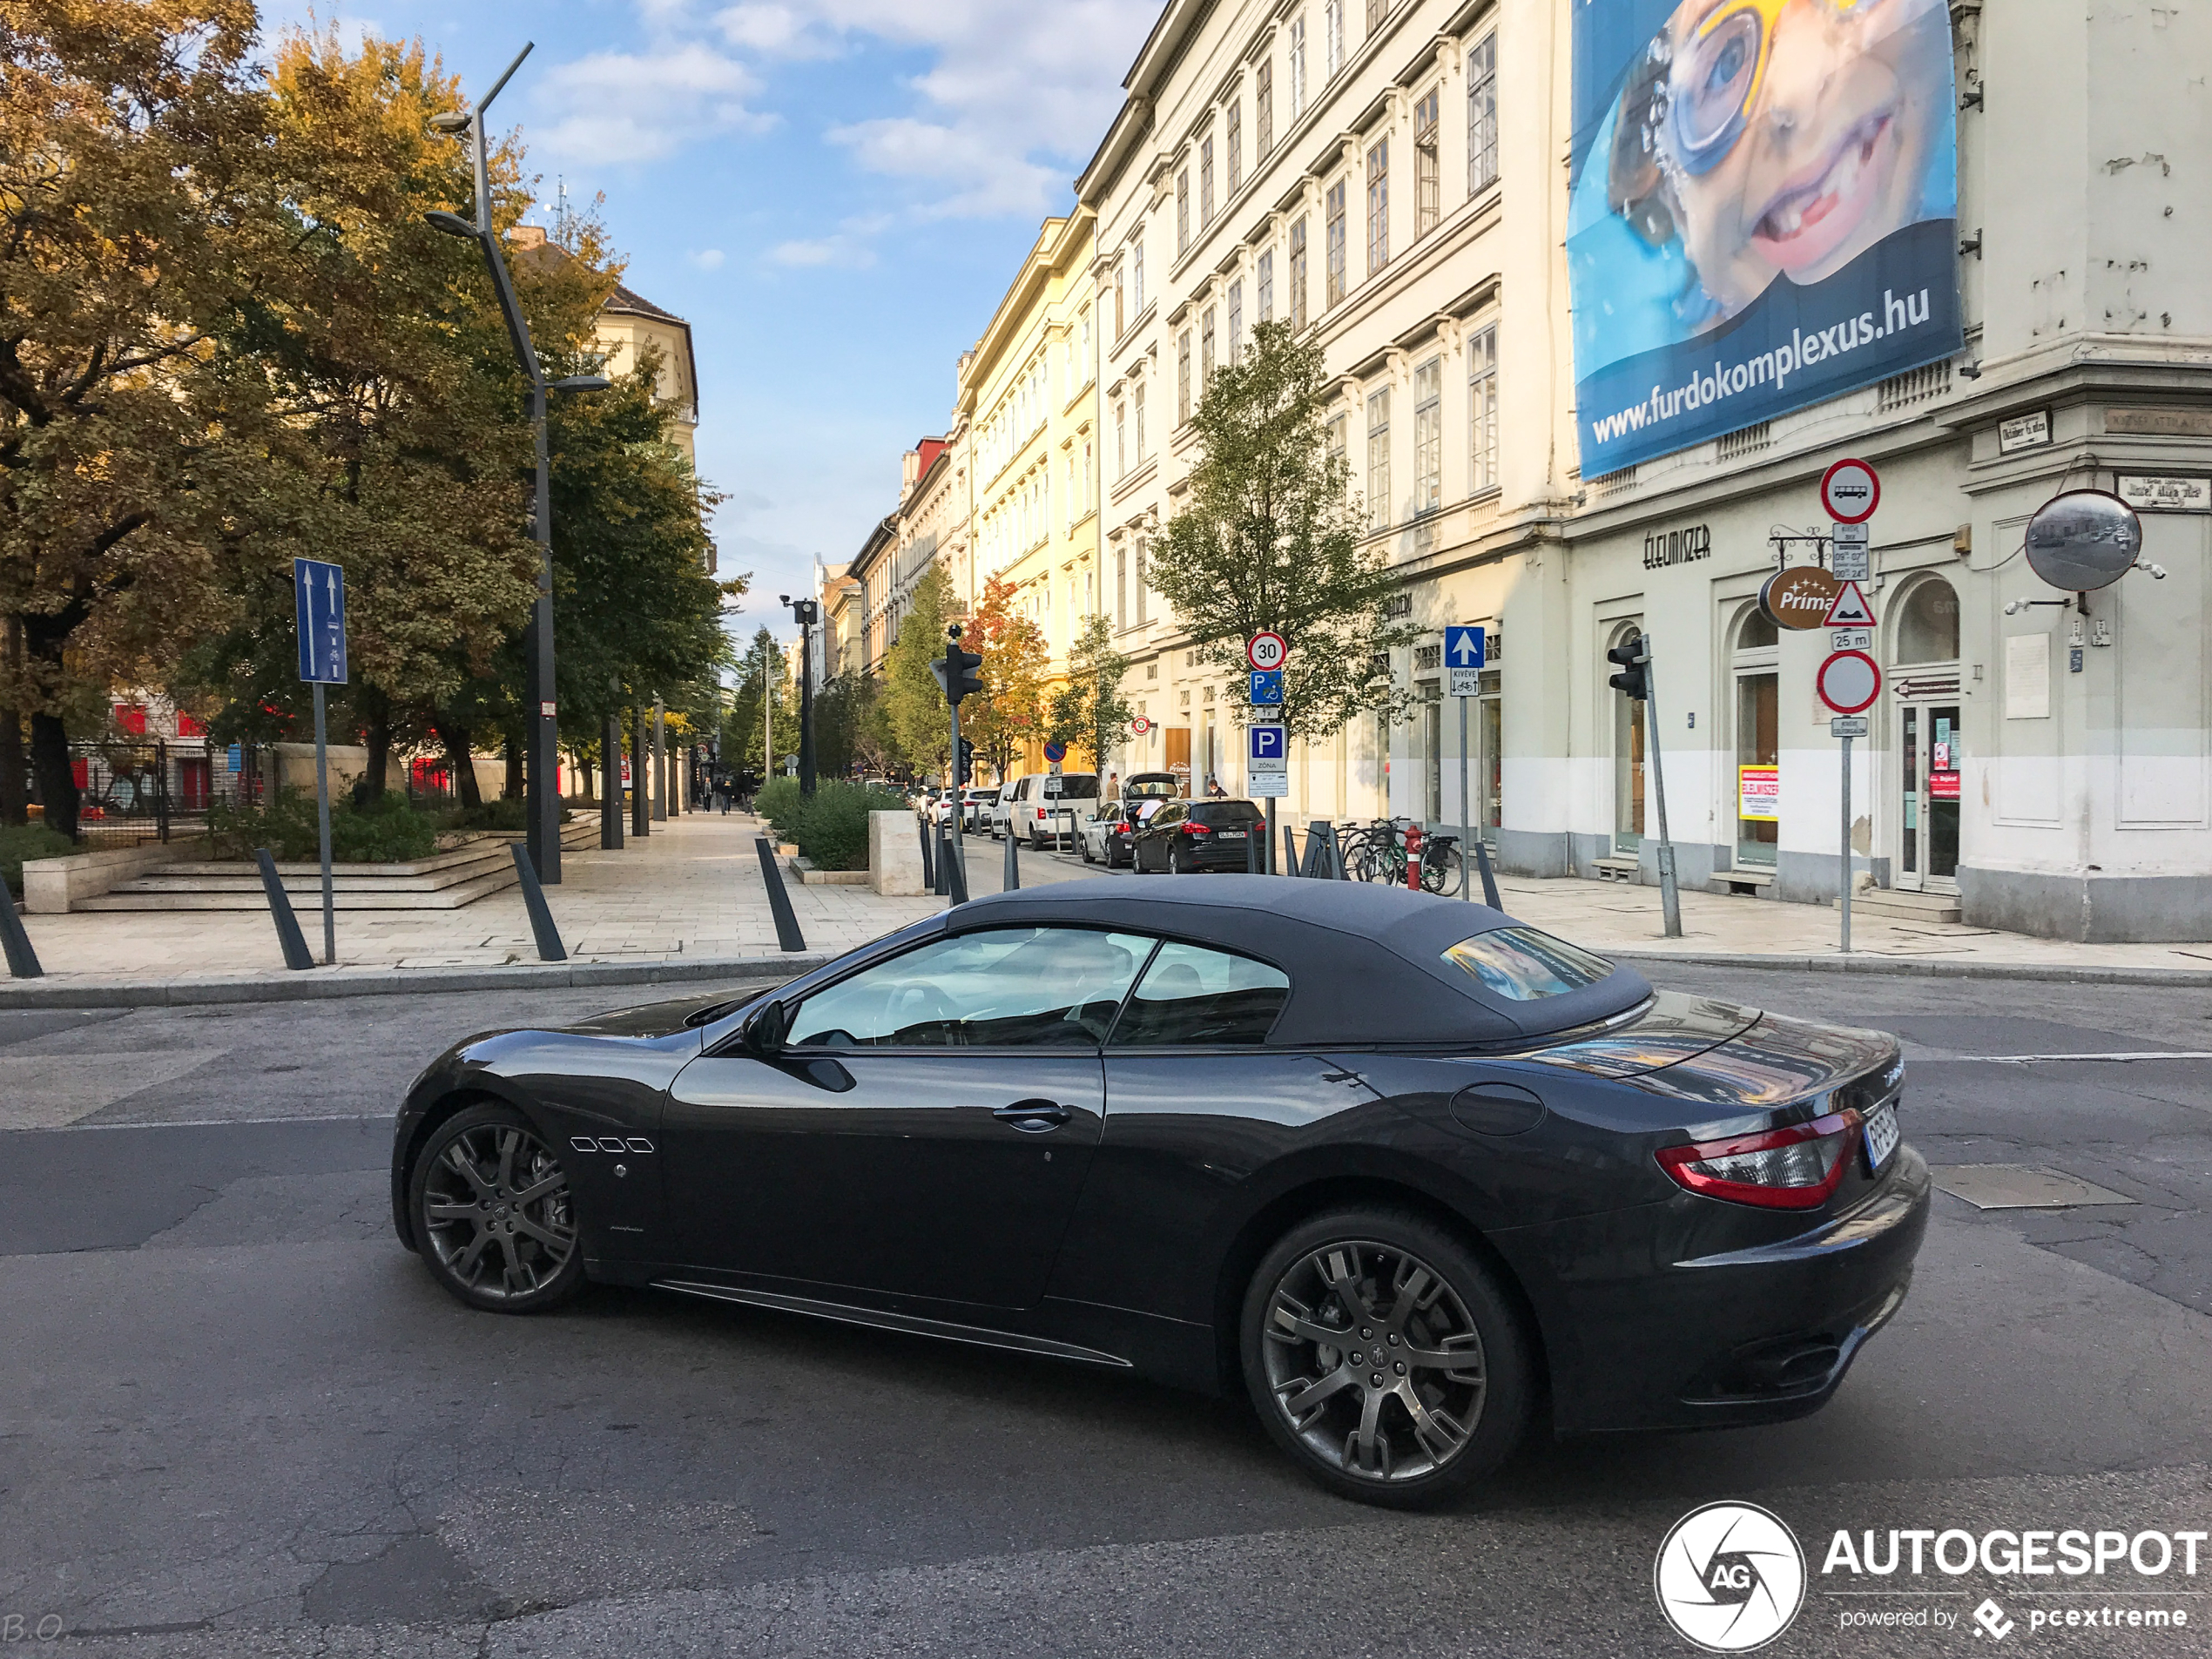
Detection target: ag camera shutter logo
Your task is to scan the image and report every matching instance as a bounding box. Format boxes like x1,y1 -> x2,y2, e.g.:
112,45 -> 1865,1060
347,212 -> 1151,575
1655,1502 -> 1807,1651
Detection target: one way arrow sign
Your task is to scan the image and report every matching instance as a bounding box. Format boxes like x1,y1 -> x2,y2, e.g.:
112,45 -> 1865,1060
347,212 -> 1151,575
1446,624 -> 1486,696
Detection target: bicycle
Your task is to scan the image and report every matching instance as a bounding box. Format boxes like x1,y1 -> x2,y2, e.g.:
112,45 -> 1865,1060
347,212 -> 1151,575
1343,819 -> 1459,894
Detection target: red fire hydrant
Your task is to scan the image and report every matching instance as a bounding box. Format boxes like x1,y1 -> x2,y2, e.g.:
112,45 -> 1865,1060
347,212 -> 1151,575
1405,823 -> 1423,891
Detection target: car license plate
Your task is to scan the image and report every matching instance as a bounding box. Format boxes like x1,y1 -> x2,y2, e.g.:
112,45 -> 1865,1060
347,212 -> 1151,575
1863,1102 -> 1900,1171
1218,831 -> 1246,840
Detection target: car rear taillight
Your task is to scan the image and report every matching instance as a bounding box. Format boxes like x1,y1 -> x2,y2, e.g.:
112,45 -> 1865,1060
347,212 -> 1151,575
1655,1109 -> 1861,1210
1181,821 -> 1211,835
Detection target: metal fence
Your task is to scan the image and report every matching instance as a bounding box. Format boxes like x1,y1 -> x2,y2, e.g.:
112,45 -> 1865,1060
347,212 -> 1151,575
49,741 -> 258,846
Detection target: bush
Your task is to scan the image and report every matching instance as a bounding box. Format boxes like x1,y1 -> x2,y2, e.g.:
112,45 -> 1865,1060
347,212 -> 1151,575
437,797 -> 530,834
792,782 -> 911,872
210,790 -> 441,864
1,823 -> 75,897
754,775 -> 805,840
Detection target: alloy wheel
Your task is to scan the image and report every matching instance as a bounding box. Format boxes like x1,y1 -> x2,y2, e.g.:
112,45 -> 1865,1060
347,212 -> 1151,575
420,1120 -> 577,1303
1259,1238 -> 1487,1484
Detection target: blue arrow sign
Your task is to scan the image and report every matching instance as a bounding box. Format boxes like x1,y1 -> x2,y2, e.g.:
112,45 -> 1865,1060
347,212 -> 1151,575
1249,669 -> 1283,705
293,558 -> 347,685
1445,624 -> 1486,669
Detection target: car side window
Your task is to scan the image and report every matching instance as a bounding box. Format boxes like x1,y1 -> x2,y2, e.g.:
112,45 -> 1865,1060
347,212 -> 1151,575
1109,941 -> 1291,1048
786,927 -> 1152,1049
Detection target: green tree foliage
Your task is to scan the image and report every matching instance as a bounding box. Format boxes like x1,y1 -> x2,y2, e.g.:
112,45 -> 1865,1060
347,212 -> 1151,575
1150,321 -> 1414,742
811,670 -> 880,780
723,627 -> 796,780
879,563 -> 954,779
1047,614 -> 1135,772
0,0 -> 269,836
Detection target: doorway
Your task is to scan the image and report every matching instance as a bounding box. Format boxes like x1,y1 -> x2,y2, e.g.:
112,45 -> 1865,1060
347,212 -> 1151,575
1731,607 -> 1779,867
1897,703 -> 1961,891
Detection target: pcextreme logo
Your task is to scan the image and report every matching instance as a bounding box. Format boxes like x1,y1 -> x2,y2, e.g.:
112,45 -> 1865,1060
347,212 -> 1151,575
1656,1502 -> 1808,1652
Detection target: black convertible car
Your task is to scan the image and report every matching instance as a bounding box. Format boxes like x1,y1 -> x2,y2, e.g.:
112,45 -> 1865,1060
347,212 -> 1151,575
392,880 -> 1927,1505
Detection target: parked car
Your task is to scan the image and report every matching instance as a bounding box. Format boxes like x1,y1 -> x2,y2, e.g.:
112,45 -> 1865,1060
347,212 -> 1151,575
960,787 -> 1001,832
391,880 -> 1925,1507
990,772 -> 1101,847
1130,798 -> 1267,873
1082,794 -> 1172,867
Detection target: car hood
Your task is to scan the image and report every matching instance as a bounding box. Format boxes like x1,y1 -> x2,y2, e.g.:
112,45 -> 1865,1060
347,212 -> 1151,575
556,988 -> 772,1040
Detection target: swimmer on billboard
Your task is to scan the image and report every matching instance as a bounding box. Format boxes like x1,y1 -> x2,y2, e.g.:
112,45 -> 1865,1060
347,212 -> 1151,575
1569,0 -> 1964,472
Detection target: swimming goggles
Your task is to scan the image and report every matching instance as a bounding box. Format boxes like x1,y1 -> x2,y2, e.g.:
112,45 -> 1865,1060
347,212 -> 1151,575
1667,0 -> 1880,176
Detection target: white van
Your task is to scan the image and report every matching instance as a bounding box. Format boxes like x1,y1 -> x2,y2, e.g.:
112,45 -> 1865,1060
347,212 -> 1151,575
988,772 -> 1102,847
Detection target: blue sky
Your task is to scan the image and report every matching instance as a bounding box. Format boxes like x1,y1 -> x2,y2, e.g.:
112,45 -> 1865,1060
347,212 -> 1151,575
267,0 -> 1161,645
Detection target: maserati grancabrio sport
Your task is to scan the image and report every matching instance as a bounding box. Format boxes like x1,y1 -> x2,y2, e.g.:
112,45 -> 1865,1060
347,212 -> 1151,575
391,880 -> 1927,1506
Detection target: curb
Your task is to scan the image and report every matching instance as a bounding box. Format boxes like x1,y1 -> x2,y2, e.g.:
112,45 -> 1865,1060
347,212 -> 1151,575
1610,948 -> 2212,988
0,953 -> 837,1010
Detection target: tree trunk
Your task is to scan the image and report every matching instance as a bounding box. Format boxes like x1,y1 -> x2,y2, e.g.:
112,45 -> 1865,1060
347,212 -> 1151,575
502,733 -> 523,800
29,711 -> 77,841
357,689 -> 391,806
433,719 -> 482,811
0,705 -> 24,826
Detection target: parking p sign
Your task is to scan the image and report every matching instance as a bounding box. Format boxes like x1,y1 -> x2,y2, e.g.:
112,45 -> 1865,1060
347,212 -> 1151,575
1248,722 -> 1287,799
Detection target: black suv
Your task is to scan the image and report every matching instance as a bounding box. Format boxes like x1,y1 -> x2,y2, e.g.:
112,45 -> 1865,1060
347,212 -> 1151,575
1131,799 -> 1266,873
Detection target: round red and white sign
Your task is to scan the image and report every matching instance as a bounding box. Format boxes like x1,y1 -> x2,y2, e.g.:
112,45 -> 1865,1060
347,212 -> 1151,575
1816,649 -> 1882,715
1819,457 -> 1880,524
1130,716 -> 1153,735
1246,631 -> 1288,671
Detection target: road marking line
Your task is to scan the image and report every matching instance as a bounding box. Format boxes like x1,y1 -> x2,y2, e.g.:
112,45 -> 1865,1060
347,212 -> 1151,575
9,1113 -> 387,1133
1948,1051 -> 2212,1064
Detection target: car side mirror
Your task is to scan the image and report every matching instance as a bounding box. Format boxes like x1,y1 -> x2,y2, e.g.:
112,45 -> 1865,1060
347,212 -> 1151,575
745,1001 -> 788,1057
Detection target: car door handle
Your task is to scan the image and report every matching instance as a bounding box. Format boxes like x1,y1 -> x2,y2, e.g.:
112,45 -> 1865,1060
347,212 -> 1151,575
992,1098 -> 1071,1132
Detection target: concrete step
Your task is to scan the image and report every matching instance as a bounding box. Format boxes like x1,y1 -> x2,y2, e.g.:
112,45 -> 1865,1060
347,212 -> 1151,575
1838,888 -> 1963,923
1591,857 -> 1641,883
78,868 -> 520,913
1712,867 -> 1776,895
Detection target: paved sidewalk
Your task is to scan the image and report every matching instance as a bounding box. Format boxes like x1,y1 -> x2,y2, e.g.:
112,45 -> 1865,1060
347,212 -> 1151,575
4,807 -> 2207,1001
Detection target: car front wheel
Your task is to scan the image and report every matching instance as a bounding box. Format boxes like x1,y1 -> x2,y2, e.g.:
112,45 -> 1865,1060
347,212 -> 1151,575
409,1103 -> 585,1314
1240,1208 -> 1533,1507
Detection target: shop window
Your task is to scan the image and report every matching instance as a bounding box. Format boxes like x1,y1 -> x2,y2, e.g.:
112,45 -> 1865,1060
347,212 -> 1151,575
1894,577 -> 1959,664
1732,606 -> 1779,867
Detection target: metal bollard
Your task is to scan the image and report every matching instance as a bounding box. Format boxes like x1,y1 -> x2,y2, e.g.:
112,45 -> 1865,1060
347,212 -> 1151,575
755,837 -> 806,953
509,842 -> 568,961
1283,822 -> 1302,877
918,813 -> 936,891
942,827 -> 968,906
254,848 -> 314,971
1002,826 -> 1020,891
0,887 -> 44,978
1246,826 -> 1261,873
1474,835 -> 1503,910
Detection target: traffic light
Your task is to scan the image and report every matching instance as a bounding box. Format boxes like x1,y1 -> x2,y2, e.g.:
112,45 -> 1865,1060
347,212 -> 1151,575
956,738 -> 975,785
1606,635 -> 1649,703
932,625 -> 986,705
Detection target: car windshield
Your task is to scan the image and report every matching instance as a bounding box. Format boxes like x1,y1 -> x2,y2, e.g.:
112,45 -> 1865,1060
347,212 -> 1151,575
1440,927 -> 1615,1002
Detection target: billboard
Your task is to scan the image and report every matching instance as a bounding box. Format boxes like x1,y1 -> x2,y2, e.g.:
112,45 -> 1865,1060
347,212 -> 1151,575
1568,0 -> 1963,474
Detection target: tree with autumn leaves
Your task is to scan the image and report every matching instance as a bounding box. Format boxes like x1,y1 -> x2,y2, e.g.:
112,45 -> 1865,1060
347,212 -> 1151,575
963,576 -> 1050,785
0,3 -> 737,836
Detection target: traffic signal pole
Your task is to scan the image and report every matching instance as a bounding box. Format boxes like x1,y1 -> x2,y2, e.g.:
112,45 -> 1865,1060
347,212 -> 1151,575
1639,633 -> 1685,939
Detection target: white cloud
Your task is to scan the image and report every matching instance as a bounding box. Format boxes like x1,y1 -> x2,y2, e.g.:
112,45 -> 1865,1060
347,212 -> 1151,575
713,3 -> 840,57
688,247 -> 727,269
536,44 -> 770,165
768,234 -> 876,269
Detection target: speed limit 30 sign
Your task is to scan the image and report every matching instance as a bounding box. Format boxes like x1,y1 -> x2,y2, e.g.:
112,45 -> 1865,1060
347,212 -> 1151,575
1245,631 -> 1288,671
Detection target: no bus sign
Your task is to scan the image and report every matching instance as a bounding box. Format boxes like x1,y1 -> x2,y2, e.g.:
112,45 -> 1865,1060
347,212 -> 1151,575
1820,457 -> 1880,523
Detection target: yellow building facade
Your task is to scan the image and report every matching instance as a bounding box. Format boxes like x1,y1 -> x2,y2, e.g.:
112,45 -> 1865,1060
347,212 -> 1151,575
956,212 -> 1102,776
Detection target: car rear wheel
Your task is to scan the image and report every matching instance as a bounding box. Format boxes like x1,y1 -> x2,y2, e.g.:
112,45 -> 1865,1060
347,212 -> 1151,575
409,1103 -> 585,1314
1241,1209 -> 1533,1507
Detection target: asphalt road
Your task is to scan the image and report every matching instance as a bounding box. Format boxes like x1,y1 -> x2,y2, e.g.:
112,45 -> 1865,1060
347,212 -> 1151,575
3,930 -> 2210,1657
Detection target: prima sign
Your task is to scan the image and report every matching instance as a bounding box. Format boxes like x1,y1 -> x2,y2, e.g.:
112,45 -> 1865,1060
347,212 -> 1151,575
1757,565 -> 1843,631
1642,521 -> 1713,570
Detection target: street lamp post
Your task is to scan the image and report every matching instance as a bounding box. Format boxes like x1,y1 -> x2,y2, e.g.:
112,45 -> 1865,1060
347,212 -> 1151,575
781,594 -> 819,795
427,42 -> 608,883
